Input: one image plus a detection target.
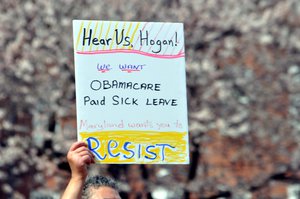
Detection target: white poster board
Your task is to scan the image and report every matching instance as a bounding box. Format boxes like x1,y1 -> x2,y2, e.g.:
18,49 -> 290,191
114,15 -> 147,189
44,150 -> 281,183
73,20 -> 189,164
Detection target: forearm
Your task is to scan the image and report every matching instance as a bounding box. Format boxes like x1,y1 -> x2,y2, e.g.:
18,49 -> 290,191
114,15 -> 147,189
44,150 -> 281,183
61,177 -> 85,199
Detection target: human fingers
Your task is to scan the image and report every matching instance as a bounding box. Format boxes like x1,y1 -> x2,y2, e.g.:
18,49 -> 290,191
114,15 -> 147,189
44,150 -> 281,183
73,145 -> 95,160
84,151 -> 96,164
91,156 -> 96,164
69,141 -> 87,151
78,150 -> 94,158
74,146 -> 90,154
84,149 -> 96,163
81,155 -> 92,165
80,152 -> 94,164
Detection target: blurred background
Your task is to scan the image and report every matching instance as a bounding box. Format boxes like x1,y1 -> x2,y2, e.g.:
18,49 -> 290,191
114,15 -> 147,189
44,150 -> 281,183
1,0 -> 300,198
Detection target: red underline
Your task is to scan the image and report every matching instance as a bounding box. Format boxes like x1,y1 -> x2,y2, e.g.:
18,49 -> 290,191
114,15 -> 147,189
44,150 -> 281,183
76,49 -> 185,59
121,69 -> 141,73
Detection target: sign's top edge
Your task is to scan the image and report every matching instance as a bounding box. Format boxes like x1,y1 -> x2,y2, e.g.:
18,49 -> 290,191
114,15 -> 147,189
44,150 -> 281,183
72,19 -> 184,25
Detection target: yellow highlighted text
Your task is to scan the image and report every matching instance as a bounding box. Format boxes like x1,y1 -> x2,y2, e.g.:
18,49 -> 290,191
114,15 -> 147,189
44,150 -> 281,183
79,130 -> 189,164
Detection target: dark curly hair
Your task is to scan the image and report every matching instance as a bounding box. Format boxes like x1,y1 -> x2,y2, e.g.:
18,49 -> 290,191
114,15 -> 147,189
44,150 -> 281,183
82,175 -> 119,199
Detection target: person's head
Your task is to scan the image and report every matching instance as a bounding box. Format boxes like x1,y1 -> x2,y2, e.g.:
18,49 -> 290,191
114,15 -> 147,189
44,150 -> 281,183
82,175 -> 121,199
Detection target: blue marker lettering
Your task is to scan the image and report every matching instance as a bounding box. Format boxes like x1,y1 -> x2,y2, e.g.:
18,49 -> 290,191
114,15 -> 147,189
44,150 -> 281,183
145,145 -> 157,160
122,142 -> 135,159
86,137 -> 107,160
138,144 -> 141,159
156,144 -> 175,161
107,140 -> 120,158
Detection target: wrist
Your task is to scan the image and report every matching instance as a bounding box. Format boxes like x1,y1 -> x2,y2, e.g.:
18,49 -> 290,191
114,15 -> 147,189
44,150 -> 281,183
70,174 -> 87,183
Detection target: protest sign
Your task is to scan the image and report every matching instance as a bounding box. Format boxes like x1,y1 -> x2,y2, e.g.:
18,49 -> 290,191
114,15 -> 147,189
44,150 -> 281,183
73,20 -> 189,164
